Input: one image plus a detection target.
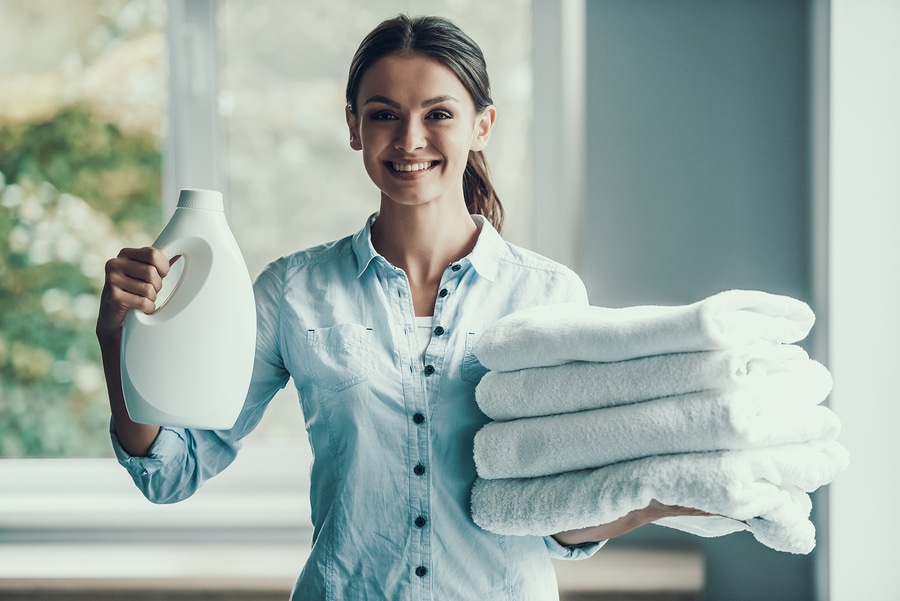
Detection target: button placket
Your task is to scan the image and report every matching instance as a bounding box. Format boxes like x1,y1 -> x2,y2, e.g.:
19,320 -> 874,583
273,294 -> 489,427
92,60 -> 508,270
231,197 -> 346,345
407,261 -> 467,585
389,268 -> 431,584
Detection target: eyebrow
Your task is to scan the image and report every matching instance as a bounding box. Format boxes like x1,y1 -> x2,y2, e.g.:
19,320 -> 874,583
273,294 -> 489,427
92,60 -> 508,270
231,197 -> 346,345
363,95 -> 460,108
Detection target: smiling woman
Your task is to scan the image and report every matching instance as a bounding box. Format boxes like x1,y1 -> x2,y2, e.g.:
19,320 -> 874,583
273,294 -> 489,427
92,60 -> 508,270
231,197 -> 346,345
94,12 -> 609,601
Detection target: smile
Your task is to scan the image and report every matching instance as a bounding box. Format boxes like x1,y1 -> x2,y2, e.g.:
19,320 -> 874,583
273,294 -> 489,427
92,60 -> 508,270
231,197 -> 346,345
390,161 -> 438,172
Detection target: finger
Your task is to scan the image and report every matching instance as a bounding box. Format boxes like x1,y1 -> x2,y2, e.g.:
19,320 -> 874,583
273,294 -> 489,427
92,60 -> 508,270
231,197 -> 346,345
105,256 -> 163,297
101,281 -> 158,317
111,248 -> 173,292
118,247 -> 173,279
106,266 -> 161,303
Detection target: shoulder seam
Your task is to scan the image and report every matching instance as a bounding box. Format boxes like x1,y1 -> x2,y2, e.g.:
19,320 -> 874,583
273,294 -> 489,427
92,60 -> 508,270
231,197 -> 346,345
283,237 -> 355,272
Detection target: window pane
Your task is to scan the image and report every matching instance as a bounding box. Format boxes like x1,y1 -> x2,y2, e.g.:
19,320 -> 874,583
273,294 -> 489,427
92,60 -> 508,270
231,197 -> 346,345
220,1 -> 532,438
0,0 -> 167,457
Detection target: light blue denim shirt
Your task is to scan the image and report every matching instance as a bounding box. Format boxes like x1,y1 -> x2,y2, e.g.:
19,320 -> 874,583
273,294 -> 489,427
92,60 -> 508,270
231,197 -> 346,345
112,214 -> 602,600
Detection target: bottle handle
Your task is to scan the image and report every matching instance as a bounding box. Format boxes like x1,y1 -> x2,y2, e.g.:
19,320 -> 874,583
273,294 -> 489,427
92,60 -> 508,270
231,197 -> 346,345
154,240 -> 186,314
131,237 -> 213,325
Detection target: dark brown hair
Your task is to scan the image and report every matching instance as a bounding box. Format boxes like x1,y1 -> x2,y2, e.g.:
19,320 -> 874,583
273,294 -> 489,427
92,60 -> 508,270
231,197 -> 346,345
346,15 -> 504,233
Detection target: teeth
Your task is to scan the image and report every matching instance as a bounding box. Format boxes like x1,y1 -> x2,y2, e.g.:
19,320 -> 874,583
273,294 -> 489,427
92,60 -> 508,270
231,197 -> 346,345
392,162 -> 433,172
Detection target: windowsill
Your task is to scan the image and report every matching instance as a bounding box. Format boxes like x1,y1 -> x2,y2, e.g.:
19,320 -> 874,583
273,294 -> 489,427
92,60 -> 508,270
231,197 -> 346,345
0,544 -> 703,596
0,438 -> 312,535
1,439 -> 703,596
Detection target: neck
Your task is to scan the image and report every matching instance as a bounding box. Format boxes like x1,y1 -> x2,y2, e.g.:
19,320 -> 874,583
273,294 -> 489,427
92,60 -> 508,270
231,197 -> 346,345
371,199 -> 479,288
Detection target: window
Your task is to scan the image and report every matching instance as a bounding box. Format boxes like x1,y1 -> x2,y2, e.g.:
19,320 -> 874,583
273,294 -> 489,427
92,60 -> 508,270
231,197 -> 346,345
0,0 -> 533,460
1,0 -> 534,579
0,0 -> 167,458
1,2 -> 626,595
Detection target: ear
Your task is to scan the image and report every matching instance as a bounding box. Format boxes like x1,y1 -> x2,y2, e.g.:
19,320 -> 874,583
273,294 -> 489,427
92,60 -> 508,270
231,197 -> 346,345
470,105 -> 496,152
346,107 -> 362,151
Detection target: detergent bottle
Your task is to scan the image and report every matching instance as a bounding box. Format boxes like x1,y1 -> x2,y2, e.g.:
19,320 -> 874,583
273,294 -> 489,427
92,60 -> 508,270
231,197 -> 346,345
120,188 -> 256,429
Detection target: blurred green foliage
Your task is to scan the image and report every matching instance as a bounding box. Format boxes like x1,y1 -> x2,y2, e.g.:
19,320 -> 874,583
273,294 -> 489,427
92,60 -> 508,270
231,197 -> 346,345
0,104 -> 160,457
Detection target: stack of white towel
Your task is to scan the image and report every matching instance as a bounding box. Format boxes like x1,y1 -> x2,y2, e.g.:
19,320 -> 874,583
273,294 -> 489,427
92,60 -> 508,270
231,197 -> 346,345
469,290 -> 848,554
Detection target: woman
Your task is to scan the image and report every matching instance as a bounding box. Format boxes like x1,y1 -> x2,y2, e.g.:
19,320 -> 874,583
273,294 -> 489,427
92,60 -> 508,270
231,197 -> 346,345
97,15 -> 701,600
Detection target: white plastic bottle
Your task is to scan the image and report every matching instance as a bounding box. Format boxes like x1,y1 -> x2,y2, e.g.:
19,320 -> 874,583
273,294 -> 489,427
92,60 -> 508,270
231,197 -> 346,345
120,188 -> 256,429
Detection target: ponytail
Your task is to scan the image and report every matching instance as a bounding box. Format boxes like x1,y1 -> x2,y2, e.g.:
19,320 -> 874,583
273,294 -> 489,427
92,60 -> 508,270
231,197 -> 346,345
464,150 -> 504,233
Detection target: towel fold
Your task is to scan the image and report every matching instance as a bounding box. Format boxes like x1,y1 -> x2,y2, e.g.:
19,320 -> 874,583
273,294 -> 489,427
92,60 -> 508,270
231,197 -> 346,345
654,486 -> 815,553
475,343 -> 810,421
470,440 -> 849,554
476,290 -> 816,372
474,359 -> 837,479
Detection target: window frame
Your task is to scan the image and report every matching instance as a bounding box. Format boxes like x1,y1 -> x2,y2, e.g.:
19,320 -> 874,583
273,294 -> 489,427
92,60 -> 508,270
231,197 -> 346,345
0,0 -> 582,561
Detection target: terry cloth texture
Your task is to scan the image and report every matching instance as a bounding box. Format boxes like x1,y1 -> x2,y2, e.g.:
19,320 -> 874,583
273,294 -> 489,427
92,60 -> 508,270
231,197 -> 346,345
473,360 -> 839,479
475,289 -> 816,372
475,343 -> 810,421
469,290 -> 848,555
470,441 -> 849,554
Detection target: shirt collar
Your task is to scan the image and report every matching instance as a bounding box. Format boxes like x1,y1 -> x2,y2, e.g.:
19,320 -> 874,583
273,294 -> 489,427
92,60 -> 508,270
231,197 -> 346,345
351,212 -> 504,282
465,214 -> 503,282
352,213 -> 381,278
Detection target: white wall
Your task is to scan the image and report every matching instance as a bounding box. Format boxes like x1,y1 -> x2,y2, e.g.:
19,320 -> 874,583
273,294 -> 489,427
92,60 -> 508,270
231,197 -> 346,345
828,1 -> 900,599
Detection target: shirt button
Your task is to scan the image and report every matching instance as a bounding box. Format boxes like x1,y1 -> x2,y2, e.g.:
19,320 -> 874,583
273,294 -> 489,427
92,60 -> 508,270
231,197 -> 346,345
438,288 -> 449,298
414,516 -> 427,528
433,326 -> 444,336
424,364 -> 435,375
450,264 -> 461,272
413,413 -> 425,424
413,464 -> 426,476
415,566 -> 428,578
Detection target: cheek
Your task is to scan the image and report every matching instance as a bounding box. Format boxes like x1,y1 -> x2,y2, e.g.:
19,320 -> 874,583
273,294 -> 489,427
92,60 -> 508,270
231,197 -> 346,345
445,133 -> 477,168
361,153 -> 384,181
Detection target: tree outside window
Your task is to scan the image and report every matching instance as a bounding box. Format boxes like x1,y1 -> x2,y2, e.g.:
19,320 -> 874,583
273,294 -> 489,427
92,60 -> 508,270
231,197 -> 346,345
0,0 -> 531,457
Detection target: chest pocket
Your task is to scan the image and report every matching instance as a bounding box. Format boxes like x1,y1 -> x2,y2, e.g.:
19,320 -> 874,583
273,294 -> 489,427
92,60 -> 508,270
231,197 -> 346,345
306,324 -> 374,392
462,330 -> 489,384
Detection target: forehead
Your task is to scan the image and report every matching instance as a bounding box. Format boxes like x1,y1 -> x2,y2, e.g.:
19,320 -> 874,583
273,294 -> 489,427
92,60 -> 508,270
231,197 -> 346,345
358,53 -> 472,105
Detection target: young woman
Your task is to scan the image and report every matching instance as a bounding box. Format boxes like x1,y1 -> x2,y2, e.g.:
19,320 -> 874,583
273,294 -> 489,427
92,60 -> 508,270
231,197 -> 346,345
97,15 -> 702,600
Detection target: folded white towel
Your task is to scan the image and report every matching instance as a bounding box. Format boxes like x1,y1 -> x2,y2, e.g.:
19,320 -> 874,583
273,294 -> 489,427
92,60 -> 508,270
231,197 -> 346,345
470,440 -> 849,554
476,290 -> 816,372
475,343 -> 809,421
654,486 -> 815,553
474,359 -> 838,479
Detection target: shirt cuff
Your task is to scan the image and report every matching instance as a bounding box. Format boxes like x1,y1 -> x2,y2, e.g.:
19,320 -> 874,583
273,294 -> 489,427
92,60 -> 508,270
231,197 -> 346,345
543,535 -> 605,560
110,420 -> 187,479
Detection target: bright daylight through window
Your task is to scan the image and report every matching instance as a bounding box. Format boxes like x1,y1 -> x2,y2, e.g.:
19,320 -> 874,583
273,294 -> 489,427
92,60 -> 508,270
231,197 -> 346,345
0,0 -> 166,458
0,0 -> 532,458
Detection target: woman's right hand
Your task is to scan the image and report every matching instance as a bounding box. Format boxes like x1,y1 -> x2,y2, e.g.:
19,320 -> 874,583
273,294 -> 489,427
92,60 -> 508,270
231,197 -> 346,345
96,247 -> 171,456
96,247 -> 172,341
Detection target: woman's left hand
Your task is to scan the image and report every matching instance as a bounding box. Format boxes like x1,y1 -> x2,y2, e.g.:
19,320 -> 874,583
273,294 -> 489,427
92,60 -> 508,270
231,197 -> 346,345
551,499 -> 711,546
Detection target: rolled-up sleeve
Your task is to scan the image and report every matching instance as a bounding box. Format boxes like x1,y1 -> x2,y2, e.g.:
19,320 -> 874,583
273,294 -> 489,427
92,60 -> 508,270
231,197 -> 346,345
110,424 -> 191,502
109,260 -> 291,504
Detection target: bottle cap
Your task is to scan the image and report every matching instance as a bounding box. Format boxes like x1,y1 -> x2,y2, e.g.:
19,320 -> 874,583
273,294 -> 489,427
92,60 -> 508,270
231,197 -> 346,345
177,188 -> 224,211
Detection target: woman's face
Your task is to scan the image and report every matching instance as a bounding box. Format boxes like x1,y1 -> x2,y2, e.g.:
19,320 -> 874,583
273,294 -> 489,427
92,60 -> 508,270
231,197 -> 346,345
347,52 -> 495,210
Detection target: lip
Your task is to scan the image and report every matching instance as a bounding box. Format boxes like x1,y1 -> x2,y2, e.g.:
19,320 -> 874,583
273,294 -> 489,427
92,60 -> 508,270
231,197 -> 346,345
384,159 -> 440,180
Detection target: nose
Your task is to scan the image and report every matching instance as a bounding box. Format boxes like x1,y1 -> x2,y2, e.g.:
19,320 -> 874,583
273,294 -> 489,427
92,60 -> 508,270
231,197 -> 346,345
394,118 -> 426,153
